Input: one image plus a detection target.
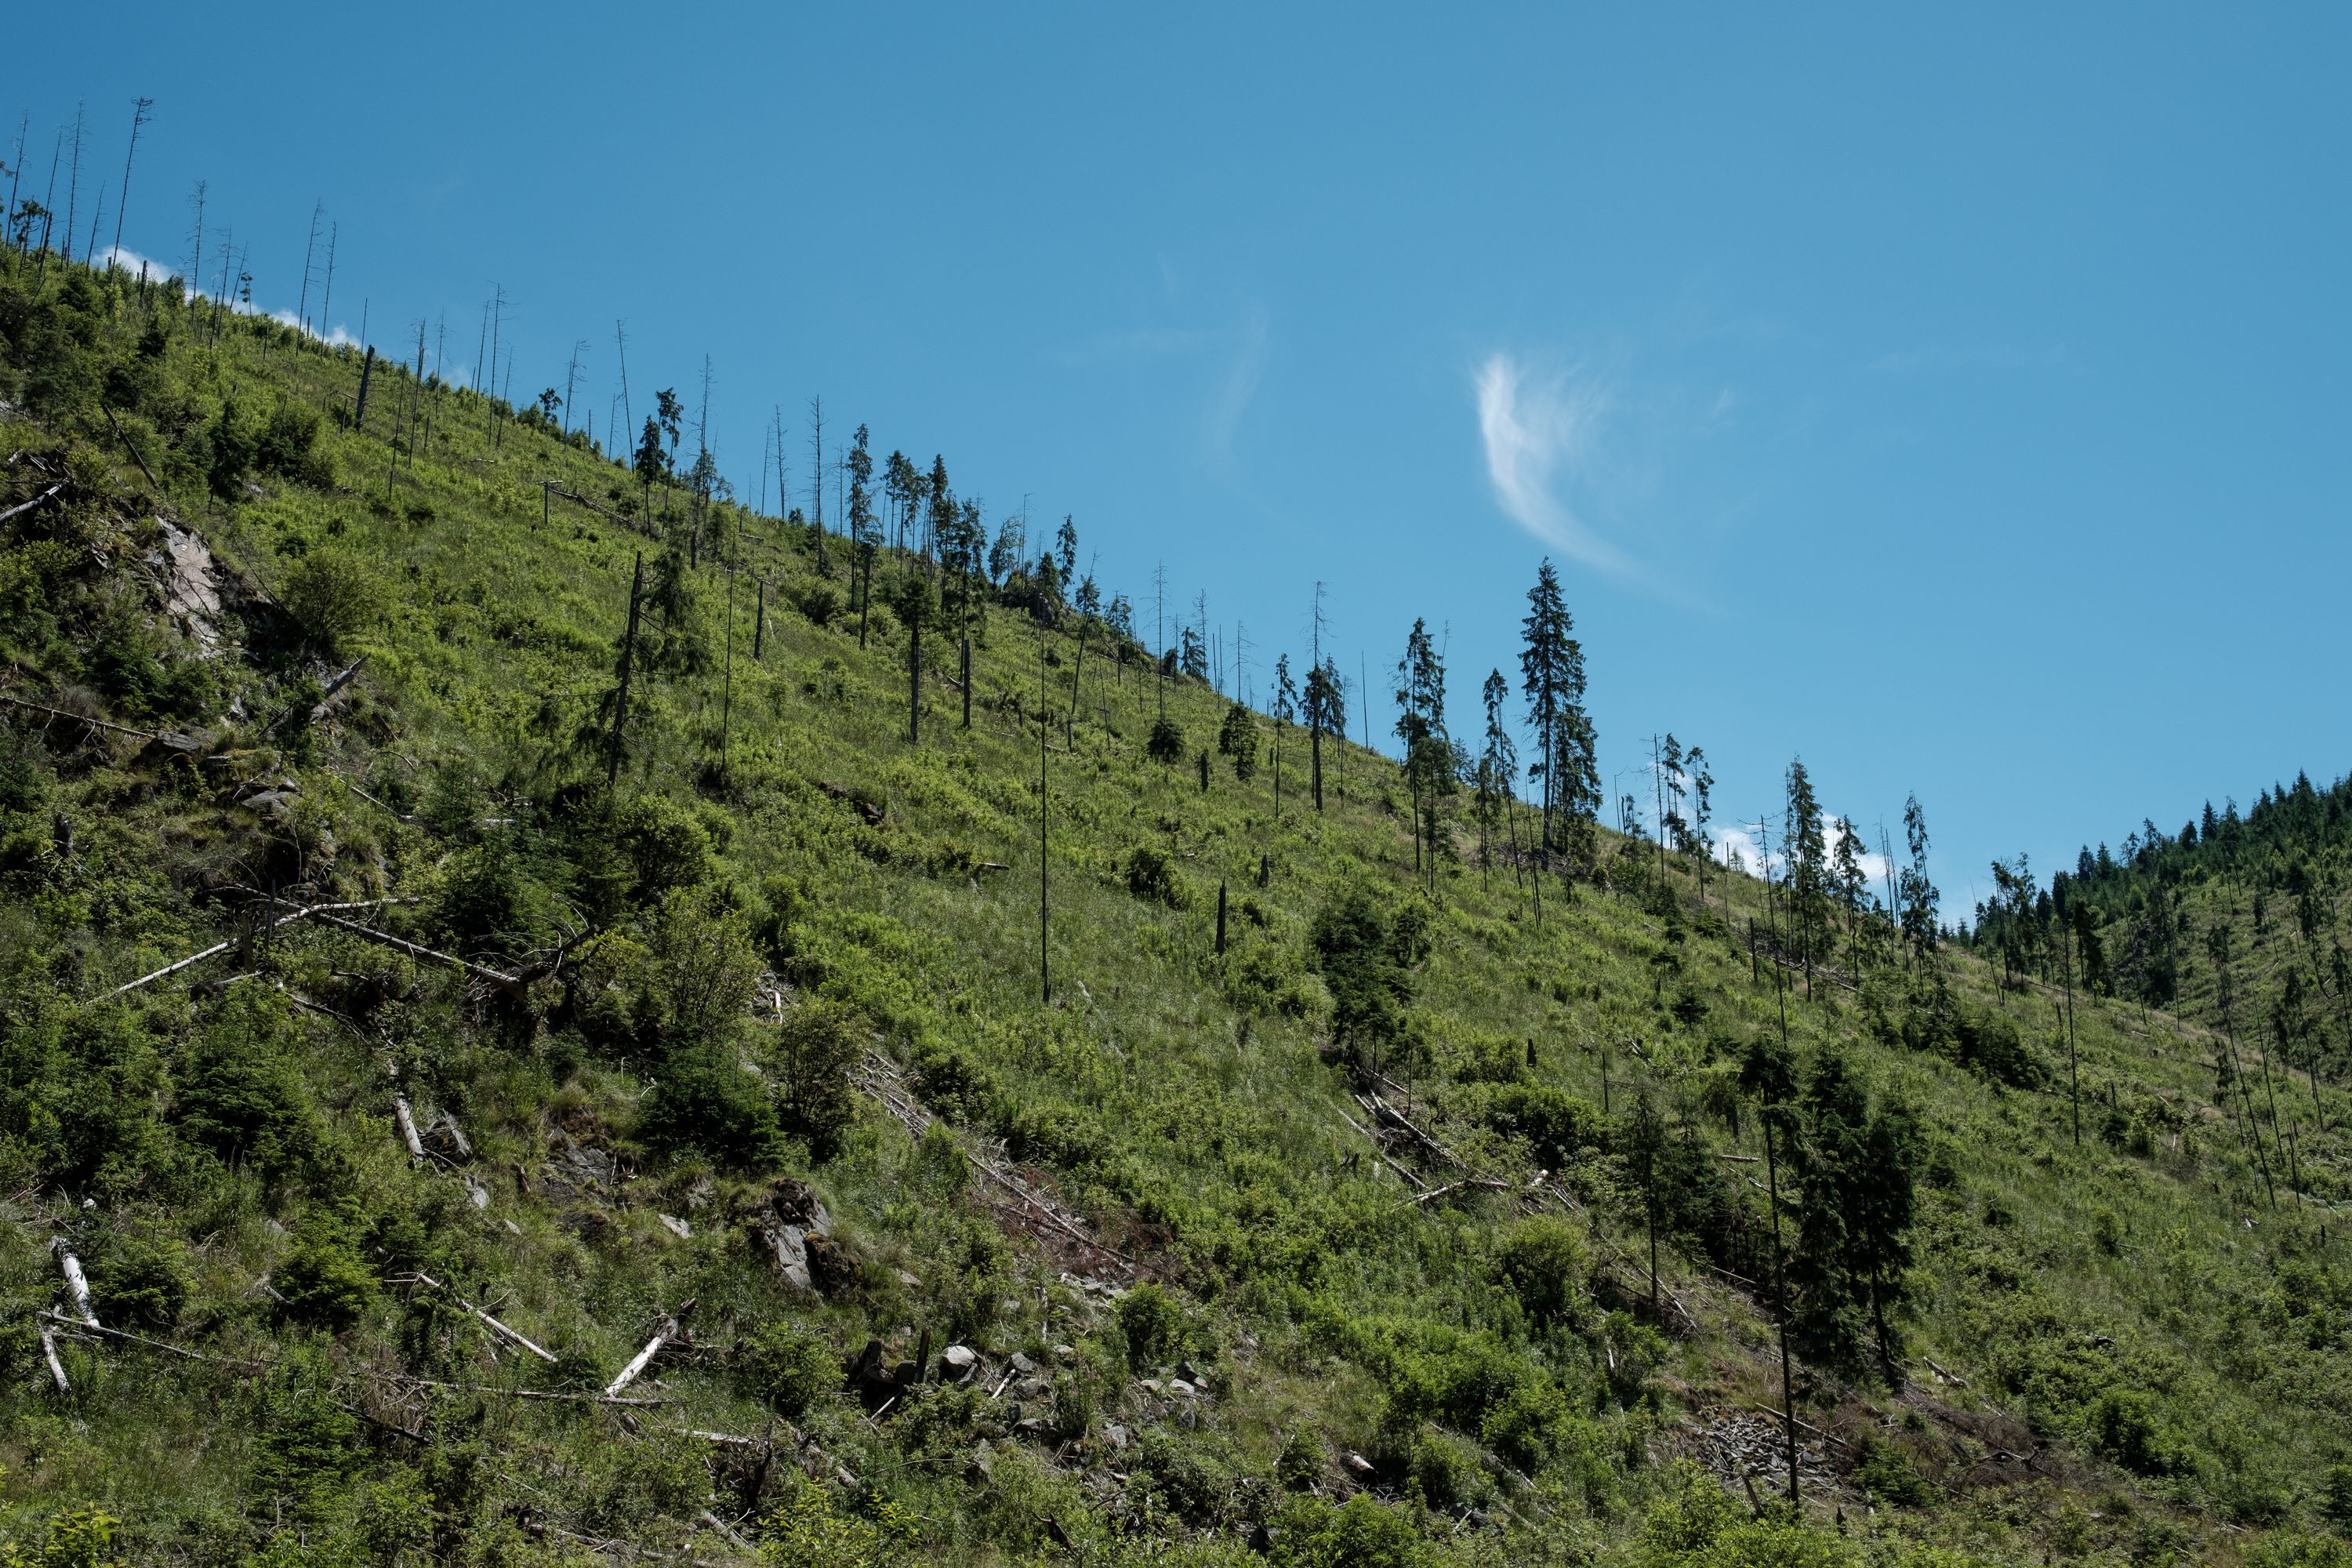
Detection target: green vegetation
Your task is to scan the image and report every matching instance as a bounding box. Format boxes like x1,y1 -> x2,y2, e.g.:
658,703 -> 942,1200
0,241 -> 2346,1568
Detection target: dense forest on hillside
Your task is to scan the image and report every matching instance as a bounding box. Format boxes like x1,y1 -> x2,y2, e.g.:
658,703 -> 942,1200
0,236 -> 2350,1568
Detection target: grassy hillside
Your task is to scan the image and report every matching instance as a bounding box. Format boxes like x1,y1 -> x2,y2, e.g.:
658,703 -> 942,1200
0,248 -> 2346,1568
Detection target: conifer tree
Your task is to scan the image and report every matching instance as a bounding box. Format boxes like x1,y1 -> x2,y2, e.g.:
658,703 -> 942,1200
1832,815 -> 1869,966
1218,702 -> 1258,782
1477,670 -> 1516,895
848,425 -> 878,647
1687,746 -> 1714,905
1519,561 -> 1597,898
633,415 -> 666,518
1272,654 -> 1298,818
1305,659 -> 1345,813
1900,793 -> 1940,962
1394,619 -> 1448,884
1784,760 -> 1828,996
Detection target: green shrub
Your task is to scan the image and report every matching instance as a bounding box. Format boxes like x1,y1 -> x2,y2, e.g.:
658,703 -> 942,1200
256,399 -> 333,487
92,1231 -> 192,1330
172,999 -> 317,1178
0,1504 -> 129,1568
1124,845 -> 1189,909
637,1040 -> 779,1166
1269,1493 -> 1430,1568
2086,1387 -> 2183,1476
279,544 -> 388,655
1850,1433 -> 1930,1507
775,998 -> 868,1160
205,403 -> 256,499
1147,715 -> 1185,765
274,1211 -> 379,1332
789,580 -> 844,630
1483,1084 -> 1606,1174
735,1321 -> 840,1418
1494,1215 -> 1587,1327
1116,1282 -> 1186,1372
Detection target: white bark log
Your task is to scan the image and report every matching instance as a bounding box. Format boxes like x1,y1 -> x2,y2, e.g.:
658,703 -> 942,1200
56,1243 -> 96,1327
604,1299 -> 695,1397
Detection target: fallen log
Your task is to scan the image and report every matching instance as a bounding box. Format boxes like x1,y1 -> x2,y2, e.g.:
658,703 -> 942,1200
307,912 -> 524,990
36,1310 -> 238,1366
407,1272 -> 557,1363
54,1242 -> 97,1327
102,897 -> 415,998
606,1299 -> 696,1397
39,1326 -> 69,1395
393,1094 -> 427,1162
0,691 -> 163,742
0,485 -> 64,525
1402,1178 -> 1510,1208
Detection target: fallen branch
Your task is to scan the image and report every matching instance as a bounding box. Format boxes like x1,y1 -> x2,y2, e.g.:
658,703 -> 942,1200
607,1300 -> 696,1397
53,1242 -> 97,1327
269,655 -> 367,731
1401,1178 -> 1511,1208
345,782 -> 415,822
36,1310 -> 238,1366
1745,1403 -> 1852,1451
0,484 -> 63,526
407,1272 -> 557,1363
98,402 -> 163,492
100,897 -> 415,998
1338,1110 -> 1433,1191
307,912 -> 524,990
0,691 -> 162,741
38,1326 -> 69,1395
384,1374 -> 661,1408
394,1094 -> 427,1162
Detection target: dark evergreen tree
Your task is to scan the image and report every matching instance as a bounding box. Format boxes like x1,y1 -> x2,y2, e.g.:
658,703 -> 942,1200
1477,669 -> 1517,895
1900,793 -> 1940,960
1519,560 -> 1597,897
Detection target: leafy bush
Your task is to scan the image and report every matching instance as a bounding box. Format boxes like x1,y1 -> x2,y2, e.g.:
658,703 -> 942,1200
637,1040 -> 779,1166
256,400 -> 333,487
1269,1493 -> 1431,1568
1483,1084 -> 1606,1174
789,580 -> 844,630
1850,1433 -> 1930,1506
280,545 -> 388,655
172,999 -> 318,1178
1493,1215 -> 1588,1326
205,403 -> 256,499
1124,845 -> 1190,909
0,1505 -> 129,1568
735,1321 -> 840,1418
775,998 -> 868,1160
1116,1282 -> 1186,1371
91,1231 -> 193,1330
274,1212 -> 379,1332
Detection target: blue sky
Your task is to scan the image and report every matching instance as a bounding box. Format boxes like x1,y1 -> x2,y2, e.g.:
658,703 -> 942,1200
14,4 -> 2352,918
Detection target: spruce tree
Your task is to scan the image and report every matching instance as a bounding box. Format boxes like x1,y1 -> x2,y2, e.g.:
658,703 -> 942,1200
1784,760 -> 1828,996
1520,561 -> 1597,899
848,425 -> 878,648
1478,670 -> 1516,896
1900,793 -> 1940,962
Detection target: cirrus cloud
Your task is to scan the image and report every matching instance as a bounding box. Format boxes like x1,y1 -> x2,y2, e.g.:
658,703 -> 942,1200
1474,354 -> 1634,575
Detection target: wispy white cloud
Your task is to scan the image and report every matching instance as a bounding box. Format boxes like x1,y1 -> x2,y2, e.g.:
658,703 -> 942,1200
1206,310 -> 1268,466
1705,816 -> 1895,895
96,244 -> 372,349
1474,354 -> 1634,575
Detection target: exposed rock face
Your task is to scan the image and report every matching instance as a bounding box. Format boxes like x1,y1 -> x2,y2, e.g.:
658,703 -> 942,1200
151,520 -> 227,655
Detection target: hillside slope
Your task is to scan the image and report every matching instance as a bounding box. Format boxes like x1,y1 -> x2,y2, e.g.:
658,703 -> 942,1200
0,249 -> 2346,1568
